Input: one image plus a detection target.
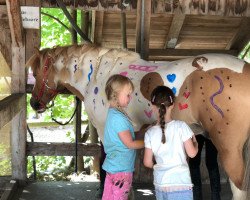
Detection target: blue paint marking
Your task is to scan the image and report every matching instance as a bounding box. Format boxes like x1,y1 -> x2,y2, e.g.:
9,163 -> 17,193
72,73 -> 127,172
171,87 -> 177,95
167,74 -> 176,83
88,64 -> 93,82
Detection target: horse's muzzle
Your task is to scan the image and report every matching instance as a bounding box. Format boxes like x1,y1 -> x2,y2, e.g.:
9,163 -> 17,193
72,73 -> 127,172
30,97 -> 46,113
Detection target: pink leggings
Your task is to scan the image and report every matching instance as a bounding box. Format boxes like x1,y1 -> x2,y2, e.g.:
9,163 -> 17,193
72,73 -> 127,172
102,172 -> 133,200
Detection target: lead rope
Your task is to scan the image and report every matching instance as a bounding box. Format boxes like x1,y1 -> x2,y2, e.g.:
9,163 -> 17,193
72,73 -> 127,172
50,99 -> 79,126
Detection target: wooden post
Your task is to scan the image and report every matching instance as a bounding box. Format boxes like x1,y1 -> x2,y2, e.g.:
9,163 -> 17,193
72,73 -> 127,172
135,0 -> 142,53
75,97 -> 84,172
120,11 -> 127,49
136,0 -> 151,60
81,10 -> 89,40
6,0 -> 27,181
11,107 -> 27,180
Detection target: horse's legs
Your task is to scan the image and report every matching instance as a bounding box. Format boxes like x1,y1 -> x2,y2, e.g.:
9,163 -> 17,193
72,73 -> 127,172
189,135 -> 205,200
96,142 -> 106,199
205,138 -> 221,200
219,149 -> 246,199
229,179 -> 247,200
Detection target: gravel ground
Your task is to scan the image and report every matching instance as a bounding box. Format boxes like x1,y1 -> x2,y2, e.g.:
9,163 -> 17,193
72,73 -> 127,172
27,124 -> 88,143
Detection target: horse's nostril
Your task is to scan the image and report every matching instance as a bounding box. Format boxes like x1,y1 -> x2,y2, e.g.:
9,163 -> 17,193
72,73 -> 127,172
30,97 -> 41,110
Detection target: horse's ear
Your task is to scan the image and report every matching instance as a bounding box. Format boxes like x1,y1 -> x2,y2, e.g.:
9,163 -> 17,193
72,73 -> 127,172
26,48 -> 41,71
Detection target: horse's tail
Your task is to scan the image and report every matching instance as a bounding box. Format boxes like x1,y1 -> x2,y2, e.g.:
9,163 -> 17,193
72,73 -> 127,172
243,135 -> 250,198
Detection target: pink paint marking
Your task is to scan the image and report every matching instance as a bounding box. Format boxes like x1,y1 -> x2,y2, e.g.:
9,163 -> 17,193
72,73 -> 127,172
144,110 -> 153,118
129,64 -> 158,72
183,91 -> 191,99
120,71 -> 128,76
179,103 -> 188,110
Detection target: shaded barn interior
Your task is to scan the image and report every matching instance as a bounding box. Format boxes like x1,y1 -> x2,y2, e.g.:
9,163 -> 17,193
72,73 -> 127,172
0,0 -> 249,199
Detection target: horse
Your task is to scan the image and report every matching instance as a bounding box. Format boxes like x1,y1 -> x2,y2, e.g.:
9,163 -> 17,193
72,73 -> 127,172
26,44 -> 250,200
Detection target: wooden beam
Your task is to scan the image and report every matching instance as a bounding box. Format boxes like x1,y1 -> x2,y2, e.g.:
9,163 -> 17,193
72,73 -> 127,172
135,0 -> 142,53
120,12 -> 127,49
81,11 -> 90,42
0,94 -> 25,129
148,49 -> 238,61
91,10 -> 104,45
139,0 -> 151,60
11,107 -> 27,180
226,17 -> 250,50
26,142 -> 101,156
164,11 -> 185,48
231,18 -> 250,52
6,0 -> 23,47
11,46 -> 26,93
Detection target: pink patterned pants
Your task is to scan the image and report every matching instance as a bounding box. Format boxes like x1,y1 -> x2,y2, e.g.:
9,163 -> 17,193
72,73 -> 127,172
102,172 -> 133,200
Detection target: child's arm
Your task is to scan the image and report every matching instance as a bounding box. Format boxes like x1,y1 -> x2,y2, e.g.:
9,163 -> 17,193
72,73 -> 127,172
184,135 -> 198,158
143,148 -> 154,168
135,123 -> 151,140
119,130 -> 144,149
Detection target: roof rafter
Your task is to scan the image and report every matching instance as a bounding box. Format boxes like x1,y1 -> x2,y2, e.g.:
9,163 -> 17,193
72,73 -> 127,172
6,0 -> 23,47
230,18 -> 250,52
164,10 -> 185,49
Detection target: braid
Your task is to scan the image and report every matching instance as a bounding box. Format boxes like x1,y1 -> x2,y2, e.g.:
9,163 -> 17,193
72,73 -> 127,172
159,104 -> 166,144
150,86 -> 176,144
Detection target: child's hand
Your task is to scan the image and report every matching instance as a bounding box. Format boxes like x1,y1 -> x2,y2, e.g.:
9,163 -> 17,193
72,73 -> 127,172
135,124 -> 151,140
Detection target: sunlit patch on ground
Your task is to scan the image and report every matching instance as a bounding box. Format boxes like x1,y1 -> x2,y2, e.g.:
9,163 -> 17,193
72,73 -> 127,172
136,188 -> 154,196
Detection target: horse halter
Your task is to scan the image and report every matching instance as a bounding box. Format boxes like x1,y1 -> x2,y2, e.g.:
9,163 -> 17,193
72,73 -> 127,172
32,56 -> 58,111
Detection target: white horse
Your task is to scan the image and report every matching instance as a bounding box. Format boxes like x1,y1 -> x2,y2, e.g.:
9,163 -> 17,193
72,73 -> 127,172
27,44 -> 250,199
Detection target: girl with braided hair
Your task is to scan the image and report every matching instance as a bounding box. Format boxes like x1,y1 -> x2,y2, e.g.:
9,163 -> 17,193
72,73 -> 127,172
102,74 -> 144,200
143,85 -> 198,200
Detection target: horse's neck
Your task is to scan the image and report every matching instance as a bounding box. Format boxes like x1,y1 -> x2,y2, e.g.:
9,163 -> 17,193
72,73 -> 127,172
62,82 -> 84,101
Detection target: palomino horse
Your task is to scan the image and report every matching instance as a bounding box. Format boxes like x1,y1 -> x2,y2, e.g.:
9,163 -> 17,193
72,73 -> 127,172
27,44 -> 250,199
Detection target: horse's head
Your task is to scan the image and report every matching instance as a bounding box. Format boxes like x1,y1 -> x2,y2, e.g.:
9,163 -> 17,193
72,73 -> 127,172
26,49 -> 65,113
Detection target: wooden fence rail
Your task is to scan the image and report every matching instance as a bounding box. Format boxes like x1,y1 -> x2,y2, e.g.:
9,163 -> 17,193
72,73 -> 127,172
26,142 -> 101,157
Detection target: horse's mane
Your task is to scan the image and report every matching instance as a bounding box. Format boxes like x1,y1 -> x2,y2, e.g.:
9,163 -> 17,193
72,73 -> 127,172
26,44 -> 140,83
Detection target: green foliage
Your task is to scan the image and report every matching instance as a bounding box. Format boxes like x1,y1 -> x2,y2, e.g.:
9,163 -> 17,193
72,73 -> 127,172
41,8 -> 83,48
0,143 -> 11,176
27,93 -> 87,122
238,41 -> 250,62
41,8 -> 71,48
27,156 -> 70,181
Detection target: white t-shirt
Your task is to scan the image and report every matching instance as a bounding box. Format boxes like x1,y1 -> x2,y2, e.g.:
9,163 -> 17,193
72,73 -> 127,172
144,120 -> 193,188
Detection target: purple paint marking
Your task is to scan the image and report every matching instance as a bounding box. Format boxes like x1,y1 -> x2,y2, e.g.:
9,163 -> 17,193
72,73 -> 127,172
94,87 -> 98,94
74,64 -> 77,73
209,75 -> 224,118
129,64 -> 158,72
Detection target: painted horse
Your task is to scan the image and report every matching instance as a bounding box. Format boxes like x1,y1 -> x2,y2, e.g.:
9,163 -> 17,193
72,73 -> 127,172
26,44 -> 250,199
